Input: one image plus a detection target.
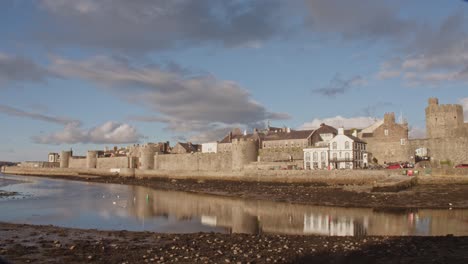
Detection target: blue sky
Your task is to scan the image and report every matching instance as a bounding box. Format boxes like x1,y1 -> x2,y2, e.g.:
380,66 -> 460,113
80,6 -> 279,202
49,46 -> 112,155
1,0 -> 468,161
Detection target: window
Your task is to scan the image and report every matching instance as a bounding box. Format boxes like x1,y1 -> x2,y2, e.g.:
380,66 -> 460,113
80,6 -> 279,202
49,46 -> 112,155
321,152 -> 326,161
345,152 -> 350,160
400,139 -> 406,145
384,129 -> 389,136
345,141 -> 350,149
332,142 -> 337,150
333,153 -> 337,160
305,152 -> 311,161
313,152 -> 318,161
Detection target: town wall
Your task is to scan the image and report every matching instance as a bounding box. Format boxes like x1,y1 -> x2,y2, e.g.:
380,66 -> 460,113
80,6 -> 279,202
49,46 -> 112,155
19,161 -> 59,168
96,156 -> 130,169
259,148 -> 303,162
408,137 -> 468,167
364,140 -> 409,164
68,157 -> 87,169
154,152 -> 232,171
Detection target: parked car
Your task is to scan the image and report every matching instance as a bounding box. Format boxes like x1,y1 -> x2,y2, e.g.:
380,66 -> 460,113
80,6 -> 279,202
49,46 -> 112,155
454,164 -> 468,168
386,163 -> 402,169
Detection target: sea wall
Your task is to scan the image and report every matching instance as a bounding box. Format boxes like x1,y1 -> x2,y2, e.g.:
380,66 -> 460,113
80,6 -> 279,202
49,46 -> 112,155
68,158 -> 87,169
154,152 -> 232,171
96,156 -> 130,169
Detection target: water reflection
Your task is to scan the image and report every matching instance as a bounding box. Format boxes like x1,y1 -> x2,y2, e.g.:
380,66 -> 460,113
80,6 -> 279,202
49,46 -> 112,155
127,185 -> 468,236
1,175 -> 467,236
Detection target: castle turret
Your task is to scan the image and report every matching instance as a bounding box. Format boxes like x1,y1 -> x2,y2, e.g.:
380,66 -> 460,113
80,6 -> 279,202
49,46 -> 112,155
139,145 -> 157,170
231,138 -> 258,171
60,151 -> 71,168
86,151 -> 98,169
426,97 -> 464,138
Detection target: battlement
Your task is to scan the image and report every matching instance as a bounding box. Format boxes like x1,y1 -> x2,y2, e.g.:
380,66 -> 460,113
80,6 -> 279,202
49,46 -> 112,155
428,97 -> 439,106
426,97 -> 465,139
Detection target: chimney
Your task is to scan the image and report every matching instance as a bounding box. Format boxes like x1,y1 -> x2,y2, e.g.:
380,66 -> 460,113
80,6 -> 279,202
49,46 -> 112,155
338,127 -> 344,135
384,113 -> 395,124
352,130 -> 358,137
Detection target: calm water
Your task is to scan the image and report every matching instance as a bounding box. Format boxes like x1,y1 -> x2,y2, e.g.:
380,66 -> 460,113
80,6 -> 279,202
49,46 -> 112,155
0,174 -> 467,236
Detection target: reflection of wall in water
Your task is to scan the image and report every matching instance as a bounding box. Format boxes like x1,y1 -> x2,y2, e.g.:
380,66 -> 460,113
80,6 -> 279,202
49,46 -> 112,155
125,186 -> 468,236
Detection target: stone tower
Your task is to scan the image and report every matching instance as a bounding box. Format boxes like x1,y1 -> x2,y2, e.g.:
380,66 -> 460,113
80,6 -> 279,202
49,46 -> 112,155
60,151 -> 72,168
231,138 -> 258,171
139,145 -> 157,170
426,98 -> 464,138
86,151 -> 98,169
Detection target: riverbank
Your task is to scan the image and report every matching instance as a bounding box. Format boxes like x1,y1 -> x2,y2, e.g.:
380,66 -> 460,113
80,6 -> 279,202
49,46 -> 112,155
0,222 -> 466,264
2,172 -> 468,209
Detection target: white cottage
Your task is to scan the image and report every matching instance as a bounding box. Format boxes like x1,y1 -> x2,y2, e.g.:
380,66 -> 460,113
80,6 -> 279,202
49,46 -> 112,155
329,128 -> 367,169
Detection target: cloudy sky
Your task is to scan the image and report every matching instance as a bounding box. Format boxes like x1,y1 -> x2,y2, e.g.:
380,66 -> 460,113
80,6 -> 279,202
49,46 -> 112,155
1,0 -> 468,161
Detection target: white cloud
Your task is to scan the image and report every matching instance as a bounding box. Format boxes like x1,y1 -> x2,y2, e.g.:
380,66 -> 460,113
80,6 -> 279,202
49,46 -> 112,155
49,56 -> 289,141
33,121 -> 141,145
299,116 -> 379,130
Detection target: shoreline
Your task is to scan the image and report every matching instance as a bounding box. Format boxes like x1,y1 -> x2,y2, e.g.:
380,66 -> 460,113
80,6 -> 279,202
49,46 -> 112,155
0,222 -> 467,264
2,172 -> 468,209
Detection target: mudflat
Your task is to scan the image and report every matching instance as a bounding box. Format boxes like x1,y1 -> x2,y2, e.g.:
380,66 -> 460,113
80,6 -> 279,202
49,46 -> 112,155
1,222 -> 467,264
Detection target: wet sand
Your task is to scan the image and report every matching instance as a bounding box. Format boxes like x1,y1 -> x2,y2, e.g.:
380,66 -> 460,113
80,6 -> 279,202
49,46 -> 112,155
0,222 -> 467,264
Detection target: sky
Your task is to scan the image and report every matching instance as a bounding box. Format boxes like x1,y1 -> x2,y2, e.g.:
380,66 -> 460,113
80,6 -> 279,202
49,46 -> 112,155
1,0 -> 468,162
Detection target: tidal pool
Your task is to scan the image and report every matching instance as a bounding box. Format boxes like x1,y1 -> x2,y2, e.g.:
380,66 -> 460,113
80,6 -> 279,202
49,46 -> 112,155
1,174 -> 467,236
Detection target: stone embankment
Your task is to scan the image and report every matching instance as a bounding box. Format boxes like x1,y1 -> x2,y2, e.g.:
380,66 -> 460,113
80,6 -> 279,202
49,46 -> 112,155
1,166 -> 402,185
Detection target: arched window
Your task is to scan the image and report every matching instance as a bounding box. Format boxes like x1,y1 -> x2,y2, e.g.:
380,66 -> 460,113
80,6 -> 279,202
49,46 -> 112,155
332,142 -> 337,150
345,152 -> 350,160
345,141 -> 350,149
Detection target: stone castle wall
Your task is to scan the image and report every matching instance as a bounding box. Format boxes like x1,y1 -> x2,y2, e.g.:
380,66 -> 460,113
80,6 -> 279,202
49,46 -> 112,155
364,139 -> 409,163
68,157 -> 87,169
96,156 -> 130,169
409,137 -> 468,166
154,152 -> 232,171
259,148 -> 303,162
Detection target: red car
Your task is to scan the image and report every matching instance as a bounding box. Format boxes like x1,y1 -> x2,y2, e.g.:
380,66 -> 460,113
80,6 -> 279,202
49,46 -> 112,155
386,163 -> 402,169
455,164 -> 468,168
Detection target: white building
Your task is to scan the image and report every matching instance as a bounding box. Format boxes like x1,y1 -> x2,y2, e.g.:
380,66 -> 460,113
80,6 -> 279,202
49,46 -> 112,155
201,142 -> 218,153
48,153 -> 59,163
303,147 -> 329,170
303,127 -> 367,170
329,128 -> 367,169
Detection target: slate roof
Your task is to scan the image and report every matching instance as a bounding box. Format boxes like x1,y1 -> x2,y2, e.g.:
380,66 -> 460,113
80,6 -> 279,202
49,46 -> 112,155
263,130 -> 314,141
